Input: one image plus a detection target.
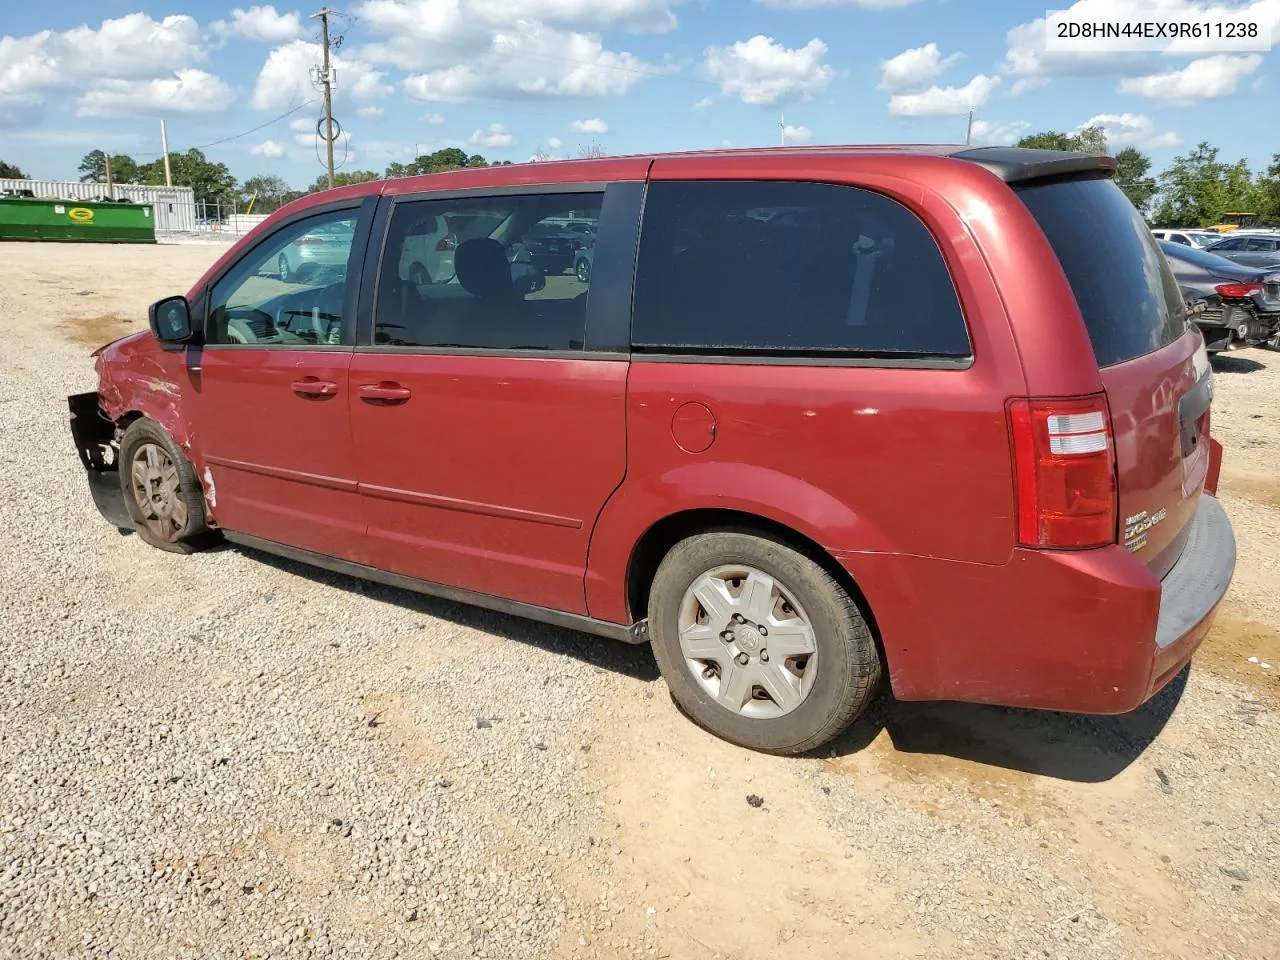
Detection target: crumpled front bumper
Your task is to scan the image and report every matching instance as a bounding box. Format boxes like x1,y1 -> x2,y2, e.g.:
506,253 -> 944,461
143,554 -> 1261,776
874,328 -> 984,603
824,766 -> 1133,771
68,391 -> 131,530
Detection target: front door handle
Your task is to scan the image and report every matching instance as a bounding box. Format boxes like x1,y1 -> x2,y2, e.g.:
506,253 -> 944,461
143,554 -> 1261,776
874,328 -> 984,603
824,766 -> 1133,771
291,377 -> 339,398
358,382 -> 412,404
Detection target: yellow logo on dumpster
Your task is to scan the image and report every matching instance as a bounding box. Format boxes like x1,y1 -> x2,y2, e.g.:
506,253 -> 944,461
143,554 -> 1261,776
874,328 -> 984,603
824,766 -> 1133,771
68,207 -> 94,222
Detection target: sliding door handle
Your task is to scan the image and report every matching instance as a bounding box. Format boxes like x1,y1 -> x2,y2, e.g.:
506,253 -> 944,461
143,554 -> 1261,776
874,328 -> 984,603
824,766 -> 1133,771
358,382 -> 412,404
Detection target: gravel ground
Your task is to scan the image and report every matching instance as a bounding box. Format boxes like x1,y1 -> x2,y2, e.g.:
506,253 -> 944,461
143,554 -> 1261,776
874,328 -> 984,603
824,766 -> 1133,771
1,242 -> 1277,960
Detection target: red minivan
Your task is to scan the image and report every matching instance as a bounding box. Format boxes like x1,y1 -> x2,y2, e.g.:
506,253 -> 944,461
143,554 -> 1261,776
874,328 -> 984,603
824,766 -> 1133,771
69,145 -> 1236,754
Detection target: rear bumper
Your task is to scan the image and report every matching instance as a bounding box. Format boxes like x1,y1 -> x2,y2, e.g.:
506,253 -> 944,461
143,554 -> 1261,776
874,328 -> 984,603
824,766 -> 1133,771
1148,494 -> 1235,694
840,494 -> 1235,714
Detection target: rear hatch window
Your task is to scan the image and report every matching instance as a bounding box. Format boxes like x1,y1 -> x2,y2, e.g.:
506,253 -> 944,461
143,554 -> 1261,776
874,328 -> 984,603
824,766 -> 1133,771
1016,176 -> 1187,367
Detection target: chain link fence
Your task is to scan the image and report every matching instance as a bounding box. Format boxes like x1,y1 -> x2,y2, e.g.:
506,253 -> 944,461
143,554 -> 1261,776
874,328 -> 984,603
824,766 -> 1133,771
191,200 -> 271,237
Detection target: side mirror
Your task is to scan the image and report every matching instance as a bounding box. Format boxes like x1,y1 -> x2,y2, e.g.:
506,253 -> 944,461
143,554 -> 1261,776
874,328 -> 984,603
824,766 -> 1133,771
149,295 -> 193,345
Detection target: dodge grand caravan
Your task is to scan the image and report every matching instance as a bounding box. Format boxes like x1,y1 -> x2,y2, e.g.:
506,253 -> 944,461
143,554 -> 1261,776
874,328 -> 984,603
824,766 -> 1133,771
69,145 -> 1237,754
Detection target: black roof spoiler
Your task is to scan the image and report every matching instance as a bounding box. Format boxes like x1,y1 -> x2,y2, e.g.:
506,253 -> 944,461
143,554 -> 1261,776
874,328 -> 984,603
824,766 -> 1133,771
949,146 -> 1116,184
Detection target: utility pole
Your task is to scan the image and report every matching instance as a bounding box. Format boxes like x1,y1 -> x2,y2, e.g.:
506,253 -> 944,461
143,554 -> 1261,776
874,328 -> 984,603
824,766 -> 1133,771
103,149 -> 113,199
311,7 -> 337,189
780,110 -> 785,147
159,120 -> 173,186
965,107 -> 974,146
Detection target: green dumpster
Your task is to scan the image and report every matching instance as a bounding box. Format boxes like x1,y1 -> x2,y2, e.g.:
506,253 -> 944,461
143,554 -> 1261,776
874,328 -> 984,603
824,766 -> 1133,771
0,196 -> 157,243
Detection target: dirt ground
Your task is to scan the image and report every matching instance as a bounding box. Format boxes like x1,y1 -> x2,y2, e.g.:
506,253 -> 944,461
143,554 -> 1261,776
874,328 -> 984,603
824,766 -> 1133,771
5,239 -> 1279,959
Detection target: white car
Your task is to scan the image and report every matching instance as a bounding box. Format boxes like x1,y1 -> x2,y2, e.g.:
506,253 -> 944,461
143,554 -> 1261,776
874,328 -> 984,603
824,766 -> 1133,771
1150,228 -> 1219,249
277,220 -> 355,282
396,211 -> 457,285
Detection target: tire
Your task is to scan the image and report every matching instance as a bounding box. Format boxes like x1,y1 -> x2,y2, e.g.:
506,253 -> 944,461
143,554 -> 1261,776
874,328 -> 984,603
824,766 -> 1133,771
118,418 -> 212,554
576,257 -> 591,283
409,262 -> 430,286
278,253 -> 292,282
648,530 -> 881,755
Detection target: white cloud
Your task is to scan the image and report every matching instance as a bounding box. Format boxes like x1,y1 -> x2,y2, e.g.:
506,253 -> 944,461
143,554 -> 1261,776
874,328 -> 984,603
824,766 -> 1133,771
570,117 -> 609,134
878,43 -> 961,91
547,136 -> 563,148
399,25 -> 662,102
77,70 -> 234,118
1077,113 -> 1180,149
252,39 -> 390,111
214,5 -> 305,43
1118,53 -> 1262,104
968,119 -> 1030,146
251,138 -> 286,157
692,96 -> 714,110
1008,76 -> 1050,97
704,36 -> 833,105
782,123 -> 812,141
0,14 -> 226,118
466,0 -> 680,32
469,123 -> 515,148
354,2 -> 670,101
358,105 -> 385,119
422,112 -> 446,125
758,0 -> 921,7
888,74 -> 1000,116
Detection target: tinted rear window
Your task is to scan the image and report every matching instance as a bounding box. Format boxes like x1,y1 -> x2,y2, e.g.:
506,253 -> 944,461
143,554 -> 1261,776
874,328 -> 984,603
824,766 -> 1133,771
631,180 -> 971,359
1016,176 -> 1186,367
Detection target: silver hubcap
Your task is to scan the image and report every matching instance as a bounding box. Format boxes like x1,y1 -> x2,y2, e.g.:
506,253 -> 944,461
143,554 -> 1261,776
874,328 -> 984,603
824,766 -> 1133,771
678,565 -> 817,719
130,442 -> 186,541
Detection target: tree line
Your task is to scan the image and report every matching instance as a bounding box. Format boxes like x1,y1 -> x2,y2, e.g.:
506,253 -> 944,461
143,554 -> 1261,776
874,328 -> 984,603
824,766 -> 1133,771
0,147 -> 514,217
3,135 -> 1276,228
1014,126 -> 1280,227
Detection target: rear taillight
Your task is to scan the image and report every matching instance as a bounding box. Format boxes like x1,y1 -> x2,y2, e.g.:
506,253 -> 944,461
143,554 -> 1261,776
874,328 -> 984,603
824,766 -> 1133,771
1215,282 -> 1262,298
293,236 -> 323,246
436,235 -> 456,252
1008,394 -> 1117,549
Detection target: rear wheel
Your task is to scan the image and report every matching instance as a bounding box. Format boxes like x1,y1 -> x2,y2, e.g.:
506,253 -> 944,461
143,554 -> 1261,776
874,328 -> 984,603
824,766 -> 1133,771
648,530 -> 881,754
409,262 -> 430,285
118,418 -> 212,554
278,253 -> 292,282
576,257 -> 591,283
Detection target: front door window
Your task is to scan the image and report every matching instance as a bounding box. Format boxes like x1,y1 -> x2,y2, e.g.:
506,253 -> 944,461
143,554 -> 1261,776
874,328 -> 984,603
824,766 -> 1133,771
206,212 -> 358,346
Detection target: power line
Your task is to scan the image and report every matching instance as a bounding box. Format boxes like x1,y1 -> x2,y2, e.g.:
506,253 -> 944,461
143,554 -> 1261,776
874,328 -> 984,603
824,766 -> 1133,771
193,99 -> 320,150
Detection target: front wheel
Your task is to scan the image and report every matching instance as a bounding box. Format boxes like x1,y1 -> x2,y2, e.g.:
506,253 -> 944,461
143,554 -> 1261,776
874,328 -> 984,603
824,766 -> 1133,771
575,257 -> 591,283
648,531 -> 881,755
118,418 -> 212,554
278,253 -> 292,282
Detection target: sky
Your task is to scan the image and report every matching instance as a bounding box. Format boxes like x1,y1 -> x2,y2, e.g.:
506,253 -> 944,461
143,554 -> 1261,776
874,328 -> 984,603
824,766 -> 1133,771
1,0 -> 1276,188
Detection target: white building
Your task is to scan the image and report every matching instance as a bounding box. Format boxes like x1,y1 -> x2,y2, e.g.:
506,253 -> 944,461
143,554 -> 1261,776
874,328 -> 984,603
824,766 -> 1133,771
0,178 -> 198,232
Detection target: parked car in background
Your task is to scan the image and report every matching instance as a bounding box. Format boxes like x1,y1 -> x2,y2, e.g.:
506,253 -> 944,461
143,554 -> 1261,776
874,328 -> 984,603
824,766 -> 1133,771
70,145 -> 1234,755
562,220 -> 597,241
574,240 -> 594,282
1159,239 -> 1280,352
277,219 -> 356,282
1204,231 -> 1280,269
395,210 -> 456,285
1151,229 -> 1221,249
